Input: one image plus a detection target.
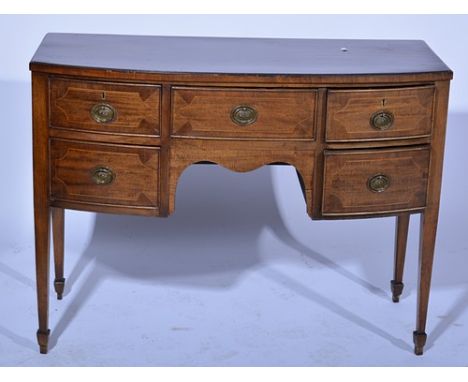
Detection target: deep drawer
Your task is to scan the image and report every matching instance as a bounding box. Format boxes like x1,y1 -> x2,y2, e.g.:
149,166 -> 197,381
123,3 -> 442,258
326,86 -> 434,142
171,87 -> 317,140
322,146 -> 430,216
50,139 -> 160,209
49,79 -> 161,136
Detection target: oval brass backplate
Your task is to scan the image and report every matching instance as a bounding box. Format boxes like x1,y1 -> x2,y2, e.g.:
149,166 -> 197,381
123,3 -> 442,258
370,110 -> 394,131
90,103 -> 116,123
368,174 -> 391,193
230,105 -> 257,126
91,166 -> 115,185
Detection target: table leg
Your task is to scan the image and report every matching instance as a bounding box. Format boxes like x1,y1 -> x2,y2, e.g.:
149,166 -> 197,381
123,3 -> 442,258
52,207 -> 65,300
34,178 -> 50,354
33,72 -> 50,354
412,80 -> 449,356
391,213 -> 410,302
414,208 -> 439,355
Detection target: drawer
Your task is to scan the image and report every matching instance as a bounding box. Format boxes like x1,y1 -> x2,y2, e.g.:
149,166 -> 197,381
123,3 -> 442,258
172,87 -> 317,140
326,86 -> 434,142
50,139 -> 159,209
50,79 -> 160,136
322,147 -> 430,216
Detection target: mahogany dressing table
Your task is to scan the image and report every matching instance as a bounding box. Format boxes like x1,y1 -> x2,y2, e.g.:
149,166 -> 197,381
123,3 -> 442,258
30,33 -> 452,355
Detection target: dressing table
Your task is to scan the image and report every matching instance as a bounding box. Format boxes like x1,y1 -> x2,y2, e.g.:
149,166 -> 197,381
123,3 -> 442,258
30,33 -> 452,355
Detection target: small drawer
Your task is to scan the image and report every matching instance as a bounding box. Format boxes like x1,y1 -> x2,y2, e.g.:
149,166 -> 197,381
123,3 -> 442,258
172,87 -> 317,140
50,139 -> 159,209
322,146 -> 430,216
50,79 -> 160,136
326,86 -> 434,142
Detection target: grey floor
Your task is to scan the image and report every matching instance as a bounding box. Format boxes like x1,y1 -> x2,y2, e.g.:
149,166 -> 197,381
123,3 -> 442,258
1,81 -> 468,366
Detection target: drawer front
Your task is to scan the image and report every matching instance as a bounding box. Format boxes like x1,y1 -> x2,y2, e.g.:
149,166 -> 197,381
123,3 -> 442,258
50,139 -> 159,209
50,79 -> 160,136
322,147 -> 430,216
326,86 -> 434,142
172,87 -> 317,140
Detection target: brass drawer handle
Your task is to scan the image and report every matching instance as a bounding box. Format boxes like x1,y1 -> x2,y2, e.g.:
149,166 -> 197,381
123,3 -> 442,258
368,174 -> 390,193
370,110 -> 394,131
230,105 -> 257,126
91,166 -> 115,185
90,103 -> 116,123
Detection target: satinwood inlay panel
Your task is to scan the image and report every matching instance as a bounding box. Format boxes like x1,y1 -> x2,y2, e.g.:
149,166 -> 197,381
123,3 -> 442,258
50,79 -> 161,137
326,86 -> 435,142
50,139 -> 160,209
172,87 -> 317,140
322,146 -> 430,215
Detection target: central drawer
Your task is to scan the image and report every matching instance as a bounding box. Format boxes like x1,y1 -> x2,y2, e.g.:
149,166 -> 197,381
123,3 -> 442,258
171,87 -> 317,140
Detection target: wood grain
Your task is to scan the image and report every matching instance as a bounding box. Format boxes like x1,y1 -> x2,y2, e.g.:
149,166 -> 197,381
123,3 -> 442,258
172,87 -> 317,140
50,78 -> 160,137
392,213 -> 410,303
31,34 -> 452,79
52,207 -> 65,300
322,146 -> 430,216
414,80 -> 450,355
50,139 -> 160,210
168,138 -> 315,215
326,86 -> 435,142
32,72 -> 51,354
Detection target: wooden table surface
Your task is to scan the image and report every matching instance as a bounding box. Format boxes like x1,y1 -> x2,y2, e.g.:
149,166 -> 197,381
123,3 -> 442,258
31,33 -> 452,76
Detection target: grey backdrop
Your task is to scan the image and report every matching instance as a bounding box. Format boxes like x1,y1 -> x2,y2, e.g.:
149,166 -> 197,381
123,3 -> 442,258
0,14 -> 467,366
